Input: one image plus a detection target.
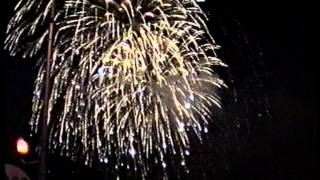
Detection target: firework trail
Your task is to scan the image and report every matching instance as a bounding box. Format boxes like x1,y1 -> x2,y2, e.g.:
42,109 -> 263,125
5,0 -> 227,177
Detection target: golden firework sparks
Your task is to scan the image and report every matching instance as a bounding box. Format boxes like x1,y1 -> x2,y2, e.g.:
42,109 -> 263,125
5,0 -> 227,178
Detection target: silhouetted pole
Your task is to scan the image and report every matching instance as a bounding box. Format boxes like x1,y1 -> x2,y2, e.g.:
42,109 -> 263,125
39,1 -> 55,180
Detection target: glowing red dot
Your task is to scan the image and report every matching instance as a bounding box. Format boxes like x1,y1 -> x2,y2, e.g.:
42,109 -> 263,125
16,138 -> 29,155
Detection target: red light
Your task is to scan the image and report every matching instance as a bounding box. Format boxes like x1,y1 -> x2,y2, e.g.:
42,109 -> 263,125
16,138 -> 29,155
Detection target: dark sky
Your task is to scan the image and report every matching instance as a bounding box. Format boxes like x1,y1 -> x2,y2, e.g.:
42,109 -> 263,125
1,1 -> 315,180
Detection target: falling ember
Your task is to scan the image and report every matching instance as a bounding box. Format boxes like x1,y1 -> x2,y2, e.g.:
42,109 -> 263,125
5,0 -> 227,178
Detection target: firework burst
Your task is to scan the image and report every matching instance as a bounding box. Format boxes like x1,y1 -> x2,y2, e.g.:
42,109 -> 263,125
5,0 -> 227,177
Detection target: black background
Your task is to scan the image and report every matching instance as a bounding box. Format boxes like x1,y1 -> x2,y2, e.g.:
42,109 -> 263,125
1,1 -> 315,180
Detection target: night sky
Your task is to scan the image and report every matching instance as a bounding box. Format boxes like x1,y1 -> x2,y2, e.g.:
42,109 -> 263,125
1,1 -> 315,180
